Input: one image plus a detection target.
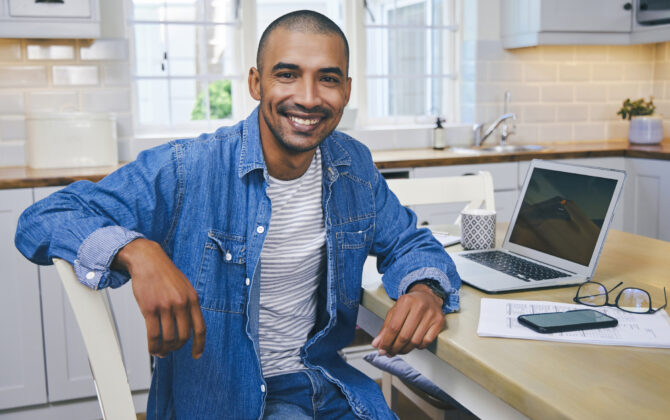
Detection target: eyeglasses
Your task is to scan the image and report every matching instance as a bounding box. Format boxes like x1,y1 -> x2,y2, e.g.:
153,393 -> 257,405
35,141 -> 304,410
573,281 -> 667,314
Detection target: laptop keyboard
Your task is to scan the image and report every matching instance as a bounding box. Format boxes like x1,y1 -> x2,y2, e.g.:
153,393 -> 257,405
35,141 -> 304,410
461,251 -> 570,282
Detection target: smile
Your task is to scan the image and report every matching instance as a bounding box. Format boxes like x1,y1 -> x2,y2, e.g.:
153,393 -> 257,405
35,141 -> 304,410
288,115 -> 320,126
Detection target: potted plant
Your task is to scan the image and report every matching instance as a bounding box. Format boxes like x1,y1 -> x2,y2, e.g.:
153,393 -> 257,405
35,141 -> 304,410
617,97 -> 663,144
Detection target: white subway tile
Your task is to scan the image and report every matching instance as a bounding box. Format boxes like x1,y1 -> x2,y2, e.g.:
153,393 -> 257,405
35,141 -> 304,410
27,42 -> 75,60
638,44 -> 656,62
0,141 -> 26,166
540,46 -> 576,62
0,93 -> 25,114
506,84 -> 540,102
654,100 -> 670,117
608,83 -> 642,101
475,83 -> 506,103
652,82 -> 665,99
559,64 -> 590,82
475,40 -> 506,61
541,85 -> 574,102
523,105 -> 556,122
607,120 -> 629,140
53,65 -> 99,86
573,123 -> 606,141
80,39 -> 129,61
0,40 -> 22,61
557,105 -> 588,122
0,66 -> 47,87
488,62 -> 523,82
590,104 -> 620,121
608,45 -> 643,62
575,84 -> 608,102
576,46 -> 609,61
638,82 -> 654,98
80,89 -> 131,112
28,91 -> 79,112
624,63 -> 653,81
512,124 -> 539,143
665,82 -> 670,100
524,63 -> 557,82
538,124 -> 572,142
655,43 -> 667,61
0,116 -> 26,141
103,63 -> 130,85
654,62 -> 670,80
592,63 -> 624,81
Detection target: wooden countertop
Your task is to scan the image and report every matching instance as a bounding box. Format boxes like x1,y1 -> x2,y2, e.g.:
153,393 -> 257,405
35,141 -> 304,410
1,140 -> 669,189
361,226 -> 670,420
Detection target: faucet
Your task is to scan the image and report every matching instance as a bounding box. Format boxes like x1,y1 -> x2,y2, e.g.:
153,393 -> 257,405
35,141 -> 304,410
473,112 -> 516,147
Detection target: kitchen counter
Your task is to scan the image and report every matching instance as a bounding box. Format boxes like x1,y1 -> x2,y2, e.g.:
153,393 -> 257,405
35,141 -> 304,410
1,140 -> 669,189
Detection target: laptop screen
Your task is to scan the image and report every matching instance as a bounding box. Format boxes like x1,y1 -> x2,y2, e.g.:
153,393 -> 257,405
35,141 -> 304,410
508,167 -> 618,266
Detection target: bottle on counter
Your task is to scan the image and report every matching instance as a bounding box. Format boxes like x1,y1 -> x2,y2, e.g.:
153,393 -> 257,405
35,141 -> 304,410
432,117 -> 446,149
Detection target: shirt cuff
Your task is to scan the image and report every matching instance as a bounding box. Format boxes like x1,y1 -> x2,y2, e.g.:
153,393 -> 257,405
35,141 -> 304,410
398,267 -> 460,314
74,226 -> 144,289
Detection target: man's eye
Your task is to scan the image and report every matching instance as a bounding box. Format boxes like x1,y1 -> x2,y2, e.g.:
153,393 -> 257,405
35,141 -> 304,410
322,76 -> 339,83
278,72 -> 294,79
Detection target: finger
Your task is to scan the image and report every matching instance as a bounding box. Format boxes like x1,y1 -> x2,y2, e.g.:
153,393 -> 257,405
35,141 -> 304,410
173,302 -> 192,350
399,317 -> 433,354
388,306 -> 424,355
378,304 -> 411,354
145,312 -> 162,356
190,297 -> 206,359
159,308 -> 177,356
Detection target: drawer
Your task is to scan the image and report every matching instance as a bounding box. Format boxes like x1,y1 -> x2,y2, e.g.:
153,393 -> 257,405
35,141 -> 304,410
413,162 -> 519,191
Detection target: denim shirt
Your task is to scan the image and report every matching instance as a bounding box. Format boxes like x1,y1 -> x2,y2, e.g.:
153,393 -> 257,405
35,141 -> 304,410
15,108 -> 461,420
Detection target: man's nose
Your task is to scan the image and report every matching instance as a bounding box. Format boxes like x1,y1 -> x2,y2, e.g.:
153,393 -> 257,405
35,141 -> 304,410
294,79 -> 322,109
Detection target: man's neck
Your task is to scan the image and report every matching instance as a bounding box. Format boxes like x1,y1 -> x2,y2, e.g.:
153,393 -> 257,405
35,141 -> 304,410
264,146 -> 316,180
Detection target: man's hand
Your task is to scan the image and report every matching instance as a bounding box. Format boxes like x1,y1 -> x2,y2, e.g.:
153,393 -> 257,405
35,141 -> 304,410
371,283 -> 446,357
113,238 -> 206,359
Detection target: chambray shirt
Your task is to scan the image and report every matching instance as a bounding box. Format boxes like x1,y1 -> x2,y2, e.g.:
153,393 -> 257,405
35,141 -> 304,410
15,108 -> 461,420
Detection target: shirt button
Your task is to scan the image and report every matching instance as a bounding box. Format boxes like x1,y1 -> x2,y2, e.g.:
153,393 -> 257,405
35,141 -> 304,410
86,271 -> 95,280
245,278 -> 250,286
260,384 -> 266,393
225,252 -> 232,261
74,259 -> 79,264
256,226 -> 265,234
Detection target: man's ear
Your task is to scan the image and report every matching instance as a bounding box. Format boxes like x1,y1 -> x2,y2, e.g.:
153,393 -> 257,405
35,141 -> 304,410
344,76 -> 352,107
248,67 -> 261,101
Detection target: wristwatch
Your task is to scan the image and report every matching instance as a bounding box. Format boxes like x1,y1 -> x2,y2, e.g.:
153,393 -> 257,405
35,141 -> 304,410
410,280 -> 447,303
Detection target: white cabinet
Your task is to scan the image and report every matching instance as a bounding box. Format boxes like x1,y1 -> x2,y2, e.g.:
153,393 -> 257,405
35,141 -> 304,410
0,0 -> 100,39
623,158 -> 670,241
501,0 -> 670,48
412,162 -> 519,225
0,189 -> 47,410
0,187 -> 150,418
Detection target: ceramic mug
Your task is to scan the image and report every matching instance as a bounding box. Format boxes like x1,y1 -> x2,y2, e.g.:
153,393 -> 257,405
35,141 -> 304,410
460,209 -> 496,250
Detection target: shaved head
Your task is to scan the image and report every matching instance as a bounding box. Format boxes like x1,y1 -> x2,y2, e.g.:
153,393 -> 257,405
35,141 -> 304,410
256,10 -> 349,75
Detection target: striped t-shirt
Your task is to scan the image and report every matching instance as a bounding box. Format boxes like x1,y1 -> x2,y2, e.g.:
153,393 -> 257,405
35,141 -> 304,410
259,149 -> 326,378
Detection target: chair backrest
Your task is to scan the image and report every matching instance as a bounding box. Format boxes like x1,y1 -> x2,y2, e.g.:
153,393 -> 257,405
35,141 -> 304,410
53,258 -> 136,420
386,171 -> 495,224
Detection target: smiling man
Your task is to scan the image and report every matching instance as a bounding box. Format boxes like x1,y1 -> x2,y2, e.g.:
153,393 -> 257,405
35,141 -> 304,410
15,10 -> 461,420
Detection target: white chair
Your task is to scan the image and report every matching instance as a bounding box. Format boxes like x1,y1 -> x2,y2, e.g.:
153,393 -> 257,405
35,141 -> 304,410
385,170 -> 495,225
53,258 -> 136,420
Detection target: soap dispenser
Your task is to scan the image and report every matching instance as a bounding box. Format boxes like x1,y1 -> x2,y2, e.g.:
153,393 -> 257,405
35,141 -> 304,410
432,117 -> 446,149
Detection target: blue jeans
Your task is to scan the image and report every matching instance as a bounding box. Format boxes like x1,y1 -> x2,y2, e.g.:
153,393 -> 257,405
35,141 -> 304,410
263,369 -> 360,419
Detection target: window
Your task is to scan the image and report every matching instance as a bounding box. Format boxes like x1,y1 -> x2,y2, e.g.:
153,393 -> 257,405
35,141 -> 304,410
128,0 -> 459,134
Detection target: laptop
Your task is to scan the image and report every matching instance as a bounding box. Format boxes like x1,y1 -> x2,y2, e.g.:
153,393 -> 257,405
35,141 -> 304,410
450,159 -> 626,293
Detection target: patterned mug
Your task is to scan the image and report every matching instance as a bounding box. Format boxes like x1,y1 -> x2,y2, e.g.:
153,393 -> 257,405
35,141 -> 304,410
460,209 -> 496,250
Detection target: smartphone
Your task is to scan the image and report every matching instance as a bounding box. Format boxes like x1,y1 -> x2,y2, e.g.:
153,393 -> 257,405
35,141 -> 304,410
517,309 -> 618,334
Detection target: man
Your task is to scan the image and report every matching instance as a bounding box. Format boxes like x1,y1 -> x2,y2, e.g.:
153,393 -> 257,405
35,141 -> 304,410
15,10 -> 460,420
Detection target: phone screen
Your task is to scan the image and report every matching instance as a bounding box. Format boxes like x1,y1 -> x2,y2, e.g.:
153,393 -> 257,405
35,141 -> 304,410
518,309 -> 618,333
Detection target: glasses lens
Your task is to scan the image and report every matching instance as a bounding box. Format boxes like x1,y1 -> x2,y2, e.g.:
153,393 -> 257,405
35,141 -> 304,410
617,288 -> 651,313
577,282 -> 607,306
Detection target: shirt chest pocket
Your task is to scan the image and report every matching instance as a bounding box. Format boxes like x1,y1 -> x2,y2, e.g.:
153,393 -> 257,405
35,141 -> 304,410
195,230 -> 247,313
335,222 -> 374,309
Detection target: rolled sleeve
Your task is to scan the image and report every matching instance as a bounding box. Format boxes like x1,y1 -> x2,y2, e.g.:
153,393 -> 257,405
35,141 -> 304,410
398,267 -> 460,314
74,226 -> 144,290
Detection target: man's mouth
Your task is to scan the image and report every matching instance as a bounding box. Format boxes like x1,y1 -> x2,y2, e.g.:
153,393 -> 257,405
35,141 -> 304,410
288,115 -> 321,126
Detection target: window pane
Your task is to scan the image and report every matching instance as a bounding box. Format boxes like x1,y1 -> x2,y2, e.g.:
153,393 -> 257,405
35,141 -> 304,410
170,79 -> 202,123
134,24 -> 167,76
205,24 -> 240,75
137,79 -> 170,125
166,24 -> 198,76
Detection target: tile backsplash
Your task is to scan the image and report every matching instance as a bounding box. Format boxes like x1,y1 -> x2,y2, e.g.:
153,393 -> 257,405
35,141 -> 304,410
461,40 -> 670,144
0,38 -> 132,166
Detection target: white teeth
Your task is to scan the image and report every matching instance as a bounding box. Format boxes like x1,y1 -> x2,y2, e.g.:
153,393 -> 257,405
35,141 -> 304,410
289,115 -> 319,126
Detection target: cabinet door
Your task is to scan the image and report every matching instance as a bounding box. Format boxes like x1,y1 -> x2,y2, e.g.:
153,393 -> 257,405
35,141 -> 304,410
624,159 -> 670,241
0,189 -> 47,410
539,0 -> 632,33
8,0 -> 91,18
34,187 -> 151,403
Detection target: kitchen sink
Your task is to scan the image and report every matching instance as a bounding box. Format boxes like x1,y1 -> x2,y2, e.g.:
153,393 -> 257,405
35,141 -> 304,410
451,144 -> 546,154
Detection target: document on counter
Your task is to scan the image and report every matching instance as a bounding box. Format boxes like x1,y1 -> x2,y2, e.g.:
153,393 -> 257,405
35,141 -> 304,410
477,298 -> 670,348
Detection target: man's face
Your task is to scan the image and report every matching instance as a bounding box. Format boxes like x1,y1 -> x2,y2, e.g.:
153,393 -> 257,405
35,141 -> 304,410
249,28 -> 351,154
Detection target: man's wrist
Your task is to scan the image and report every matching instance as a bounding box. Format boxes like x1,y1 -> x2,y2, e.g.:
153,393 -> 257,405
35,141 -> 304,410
112,237 -> 155,272
408,280 -> 447,304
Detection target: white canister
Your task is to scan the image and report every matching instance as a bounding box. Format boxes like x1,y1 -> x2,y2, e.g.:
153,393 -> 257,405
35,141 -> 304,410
26,113 -> 118,169
628,115 -> 663,145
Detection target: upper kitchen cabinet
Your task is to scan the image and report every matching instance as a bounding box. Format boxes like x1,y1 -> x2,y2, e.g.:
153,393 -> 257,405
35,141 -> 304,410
501,0 -> 670,48
0,0 -> 100,39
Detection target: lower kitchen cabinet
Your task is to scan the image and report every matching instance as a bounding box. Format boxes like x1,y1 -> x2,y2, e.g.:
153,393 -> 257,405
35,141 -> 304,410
0,187 -> 151,418
623,158 -> 670,241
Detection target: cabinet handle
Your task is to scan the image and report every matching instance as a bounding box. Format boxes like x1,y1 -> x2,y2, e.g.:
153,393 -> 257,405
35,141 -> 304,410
623,2 -> 632,10
36,0 -> 65,3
